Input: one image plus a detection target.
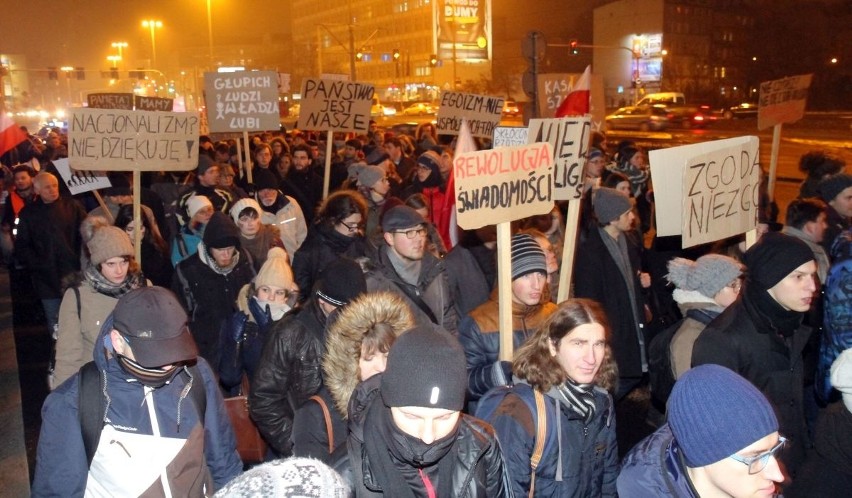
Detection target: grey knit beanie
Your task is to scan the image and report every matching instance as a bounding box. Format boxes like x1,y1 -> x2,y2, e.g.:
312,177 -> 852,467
89,225 -> 134,266
593,187 -> 632,224
666,254 -> 743,299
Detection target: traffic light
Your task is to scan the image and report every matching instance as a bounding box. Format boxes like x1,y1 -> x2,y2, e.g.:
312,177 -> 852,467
393,49 -> 400,61
570,39 -> 579,56
76,67 -> 85,80
429,54 -> 438,66
110,67 -> 119,79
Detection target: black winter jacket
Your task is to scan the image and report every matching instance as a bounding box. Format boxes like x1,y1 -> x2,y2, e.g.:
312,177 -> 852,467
292,225 -> 370,302
249,299 -> 328,456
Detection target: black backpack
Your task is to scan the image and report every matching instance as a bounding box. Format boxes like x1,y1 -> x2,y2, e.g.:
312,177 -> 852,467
78,361 -> 207,466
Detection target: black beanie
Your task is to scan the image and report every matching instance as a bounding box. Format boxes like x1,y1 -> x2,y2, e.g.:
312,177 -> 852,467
253,168 -> 279,191
316,257 -> 366,307
381,325 -> 466,411
744,232 -> 814,290
203,211 -> 241,250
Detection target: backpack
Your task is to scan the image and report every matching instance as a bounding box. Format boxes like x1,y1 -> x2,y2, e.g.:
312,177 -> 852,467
78,361 -> 207,466
475,385 -> 547,498
648,308 -> 716,407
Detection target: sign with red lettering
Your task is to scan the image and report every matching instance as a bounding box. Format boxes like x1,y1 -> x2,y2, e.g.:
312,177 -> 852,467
757,74 -> 812,130
454,142 -> 555,229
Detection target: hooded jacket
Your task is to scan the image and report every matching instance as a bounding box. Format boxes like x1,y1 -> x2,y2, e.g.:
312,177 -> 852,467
459,288 -> 557,401
32,318 -> 242,497
255,190 -> 308,257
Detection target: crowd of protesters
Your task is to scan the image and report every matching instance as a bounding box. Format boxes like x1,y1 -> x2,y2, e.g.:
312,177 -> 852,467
1,122 -> 850,497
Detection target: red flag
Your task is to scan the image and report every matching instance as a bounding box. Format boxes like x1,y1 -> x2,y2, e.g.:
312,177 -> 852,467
555,65 -> 591,118
440,118 -> 477,248
0,114 -> 28,158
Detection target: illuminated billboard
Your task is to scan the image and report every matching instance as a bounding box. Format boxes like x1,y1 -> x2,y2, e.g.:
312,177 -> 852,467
633,34 -> 663,83
436,0 -> 490,61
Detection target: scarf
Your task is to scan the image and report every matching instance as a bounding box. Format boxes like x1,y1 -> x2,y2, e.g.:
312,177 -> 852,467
85,265 -> 145,298
743,282 -> 804,338
252,296 -> 290,321
386,245 -> 422,286
116,354 -> 183,388
550,380 -> 598,426
363,401 -> 458,498
197,243 -> 240,275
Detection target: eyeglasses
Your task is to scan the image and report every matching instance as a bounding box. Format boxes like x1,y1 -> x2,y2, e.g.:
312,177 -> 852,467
729,436 -> 786,474
394,227 -> 427,239
340,220 -> 364,232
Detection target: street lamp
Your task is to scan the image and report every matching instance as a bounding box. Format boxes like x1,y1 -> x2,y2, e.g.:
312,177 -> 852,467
111,42 -> 128,66
141,19 -> 163,69
205,0 -> 214,66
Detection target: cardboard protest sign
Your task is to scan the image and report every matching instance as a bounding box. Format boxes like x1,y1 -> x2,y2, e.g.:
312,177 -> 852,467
87,93 -> 133,110
453,142 -> 555,230
436,91 -> 504,139
134,95 -> 174,112
297,78 -> 374,132
527,117 -> 591,200
204,71 -> 280,133
650,136 -> 760,247
492,126 -> 528,148
51,158 -> 111,195
536,73 -> 606,124
758,74 -> 812,130
68,108 -> 200,172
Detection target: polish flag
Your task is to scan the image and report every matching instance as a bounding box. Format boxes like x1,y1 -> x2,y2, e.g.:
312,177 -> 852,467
0,114 -> 29,158
555,65 -> 591,118
440,118 -> 477,248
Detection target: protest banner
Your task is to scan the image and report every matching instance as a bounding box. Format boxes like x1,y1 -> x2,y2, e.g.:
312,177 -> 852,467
492,126 -> 528,148
87,93 -> 133,110
134,95 -> 174,112
650,136 -> 760,248
453,142 -> 554,230
527,116 -> 591,201
297,78 -> 374,133
68,108 -> 200,172
204,70 -> 280,133
436,91 -> 504,139
52,158 -> 110,195
536,73 -> 606,124
758,74 -> 812,131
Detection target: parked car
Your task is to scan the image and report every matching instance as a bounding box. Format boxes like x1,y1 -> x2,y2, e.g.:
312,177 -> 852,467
723,102 -> 759,119
502,100 -> 520,117
652,104 -> 711,129
605,105 -> 669,131
401,102 -> 435,116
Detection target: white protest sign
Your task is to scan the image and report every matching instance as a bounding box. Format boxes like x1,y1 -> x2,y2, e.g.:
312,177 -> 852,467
297,78 -> 374,132
493,126 -> 528,148
436,91 -> 504,139
453,142 -> 555,230
650,136 -> 760,247
527,116 -> 591,200
204,71 -> 280,133
68,108 -> 200,171
757,74 -> 812,130
51,158 -> 111,195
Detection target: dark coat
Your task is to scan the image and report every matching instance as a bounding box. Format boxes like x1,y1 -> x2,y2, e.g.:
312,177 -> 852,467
292,225 -> 370,302
616,424 -> 698,497
281,168 -> 323,224
691,290 -> 812,474
574,226 -> 646,378
291,386 -> 347,464
14,197 -> 86,299
786,402 -> 852,498
249,299 -> 328,457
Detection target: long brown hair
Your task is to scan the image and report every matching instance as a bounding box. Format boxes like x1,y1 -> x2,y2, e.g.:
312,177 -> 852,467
513,298 -> 618,393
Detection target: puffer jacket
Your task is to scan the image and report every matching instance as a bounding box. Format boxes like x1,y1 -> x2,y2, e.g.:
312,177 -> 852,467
346,375 -> 512,497
617,424 -> 697,497
459,289 -> 557,402
365,244 -> 458,334
249,299 -> 328,456
256,192 -> 308,257
32,318 -> 242,497
484,382 -> 618,497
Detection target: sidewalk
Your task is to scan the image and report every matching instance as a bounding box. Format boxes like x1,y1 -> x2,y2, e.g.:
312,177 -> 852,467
0,268 -> 31,497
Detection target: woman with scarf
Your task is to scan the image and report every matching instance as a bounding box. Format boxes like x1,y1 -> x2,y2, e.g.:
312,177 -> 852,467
219,247 -> 297,394
52,220 -> 147,388
291,190 -> 370,302
477,299 -> 619,497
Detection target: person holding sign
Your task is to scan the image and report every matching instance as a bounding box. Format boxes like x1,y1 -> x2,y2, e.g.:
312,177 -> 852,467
574,188 -> 650,401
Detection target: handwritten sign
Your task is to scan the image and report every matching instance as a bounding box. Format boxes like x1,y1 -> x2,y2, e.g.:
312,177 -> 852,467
493,126 -> 528,148
650,136 -> 759,247
436,91 -> 504,139
87,93 -> 133,110
204,71 -> 280,132
527,117 -> 591,200
297,78 -> 374,132
536,73 -> 605,125
51,158 -> 111,195
453,142 -> 555,229
134,95 -> 174,112
68,108 -> 200,172
757,74 -> 812,130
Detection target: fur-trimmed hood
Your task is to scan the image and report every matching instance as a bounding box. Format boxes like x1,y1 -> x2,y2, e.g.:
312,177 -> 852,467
323,291 -> 414,418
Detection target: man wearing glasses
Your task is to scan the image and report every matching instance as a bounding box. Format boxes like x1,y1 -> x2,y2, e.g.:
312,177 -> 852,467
365,205 -> 459,335
618,364 -> 786,497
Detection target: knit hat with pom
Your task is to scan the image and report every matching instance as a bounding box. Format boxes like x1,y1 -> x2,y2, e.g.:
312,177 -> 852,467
666,254 -> 743,299
255,247 -> 294,290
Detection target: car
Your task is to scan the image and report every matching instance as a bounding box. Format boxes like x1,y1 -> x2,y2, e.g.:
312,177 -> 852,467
401,102 -> 435,116
651,104 -> 711,129
502,100 -> 520,117
605,105 -> 669,131
723,102 -> 759,119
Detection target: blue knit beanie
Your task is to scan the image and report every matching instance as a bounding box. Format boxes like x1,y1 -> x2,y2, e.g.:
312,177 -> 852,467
668,364 -> 778,467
